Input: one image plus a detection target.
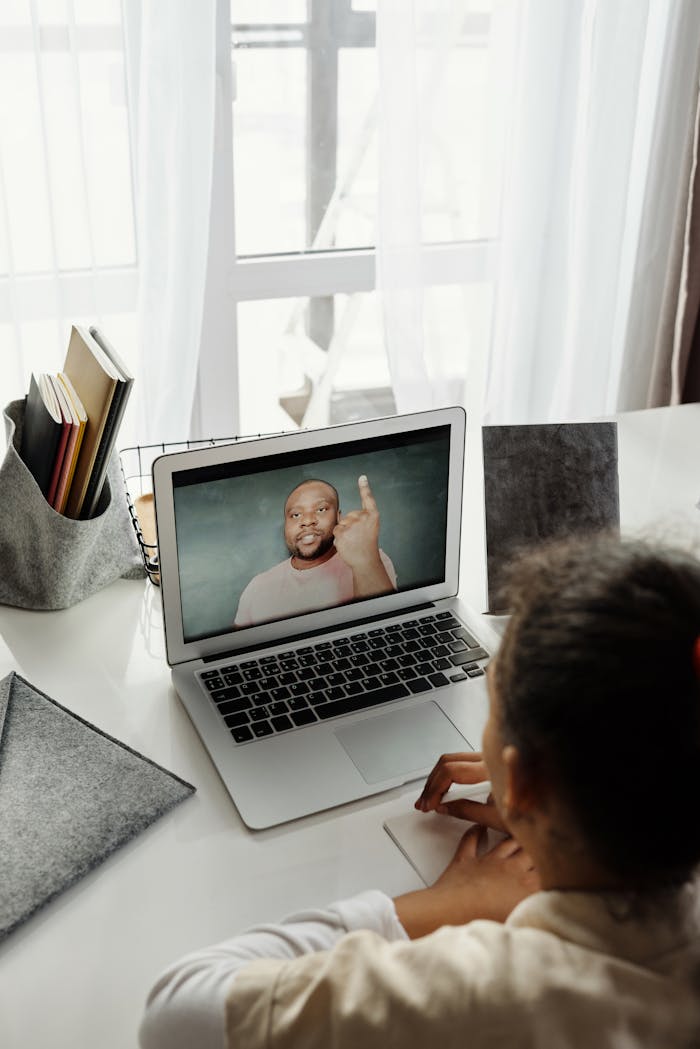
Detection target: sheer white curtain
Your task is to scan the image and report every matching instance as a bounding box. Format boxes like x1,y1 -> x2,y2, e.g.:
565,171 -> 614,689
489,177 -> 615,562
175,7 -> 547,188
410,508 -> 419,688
377,0 -> 700,425
0,3 -> 137,420
122,0 -> 218,444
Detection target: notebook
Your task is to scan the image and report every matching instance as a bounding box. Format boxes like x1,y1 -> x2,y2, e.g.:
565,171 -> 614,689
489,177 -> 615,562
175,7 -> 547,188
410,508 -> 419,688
153,407 -> 493,829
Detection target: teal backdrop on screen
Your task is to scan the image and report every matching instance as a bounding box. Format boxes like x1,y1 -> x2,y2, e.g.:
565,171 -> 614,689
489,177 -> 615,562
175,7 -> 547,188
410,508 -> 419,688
174,437 -> 451,641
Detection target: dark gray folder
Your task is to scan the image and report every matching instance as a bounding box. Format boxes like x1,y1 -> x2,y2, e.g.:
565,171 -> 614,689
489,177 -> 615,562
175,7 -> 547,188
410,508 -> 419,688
0,672 -> 195,943
483,422 -> 620,613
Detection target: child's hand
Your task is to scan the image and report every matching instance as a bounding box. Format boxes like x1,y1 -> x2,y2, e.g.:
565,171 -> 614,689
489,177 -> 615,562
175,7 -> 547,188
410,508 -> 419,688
415,751 -> 507,833
393,825 -> 539,938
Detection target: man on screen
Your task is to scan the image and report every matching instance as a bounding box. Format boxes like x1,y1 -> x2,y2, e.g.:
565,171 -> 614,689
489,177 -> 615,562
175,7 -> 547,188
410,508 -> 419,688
234,474 -> 397,628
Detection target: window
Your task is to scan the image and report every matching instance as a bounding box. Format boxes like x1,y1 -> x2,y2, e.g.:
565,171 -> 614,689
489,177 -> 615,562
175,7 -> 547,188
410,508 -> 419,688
0,0 -> 138,407
228,0 -> 500,432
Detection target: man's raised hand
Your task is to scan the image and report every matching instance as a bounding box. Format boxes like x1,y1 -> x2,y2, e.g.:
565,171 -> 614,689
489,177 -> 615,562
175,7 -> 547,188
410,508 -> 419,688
332,475 -> 381,570
332,475 -> 395,597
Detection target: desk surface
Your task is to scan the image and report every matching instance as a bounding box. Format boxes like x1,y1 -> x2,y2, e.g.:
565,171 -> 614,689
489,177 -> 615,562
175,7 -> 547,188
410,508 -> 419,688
0,403 -> 698,1049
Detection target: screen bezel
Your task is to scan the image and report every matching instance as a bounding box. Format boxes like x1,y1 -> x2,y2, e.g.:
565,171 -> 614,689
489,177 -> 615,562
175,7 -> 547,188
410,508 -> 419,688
153,407 -> 466,667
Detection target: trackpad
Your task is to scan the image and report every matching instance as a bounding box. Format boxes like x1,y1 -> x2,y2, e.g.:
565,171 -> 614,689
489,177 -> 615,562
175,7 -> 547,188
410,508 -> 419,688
334,702 -> 469,784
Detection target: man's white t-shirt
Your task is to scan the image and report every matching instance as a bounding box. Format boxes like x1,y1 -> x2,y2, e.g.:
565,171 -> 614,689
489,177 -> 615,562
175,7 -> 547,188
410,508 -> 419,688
234,549 -> 397,628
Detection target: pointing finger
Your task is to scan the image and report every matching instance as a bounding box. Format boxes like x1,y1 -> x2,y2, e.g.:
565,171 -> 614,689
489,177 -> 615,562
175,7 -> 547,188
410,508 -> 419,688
358,474 -> 377,513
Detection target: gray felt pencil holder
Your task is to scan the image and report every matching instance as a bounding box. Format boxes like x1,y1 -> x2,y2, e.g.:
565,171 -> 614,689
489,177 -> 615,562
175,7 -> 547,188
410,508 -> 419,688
0,399 -> 145,611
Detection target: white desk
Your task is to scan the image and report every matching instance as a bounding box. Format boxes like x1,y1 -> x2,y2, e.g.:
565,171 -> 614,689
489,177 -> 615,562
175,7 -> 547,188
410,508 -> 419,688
0,403 -> 698,1049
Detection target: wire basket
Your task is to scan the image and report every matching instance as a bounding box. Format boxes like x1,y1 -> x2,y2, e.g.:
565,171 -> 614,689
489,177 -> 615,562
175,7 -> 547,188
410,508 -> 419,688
119,431 -> 287,586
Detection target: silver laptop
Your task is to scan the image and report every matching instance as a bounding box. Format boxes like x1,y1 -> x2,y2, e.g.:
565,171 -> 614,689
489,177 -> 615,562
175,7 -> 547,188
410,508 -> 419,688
153,407 -> 491,829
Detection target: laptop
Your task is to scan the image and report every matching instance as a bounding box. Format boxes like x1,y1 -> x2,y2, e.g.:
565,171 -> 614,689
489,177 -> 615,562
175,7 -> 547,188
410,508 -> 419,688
153,406 -> 492,829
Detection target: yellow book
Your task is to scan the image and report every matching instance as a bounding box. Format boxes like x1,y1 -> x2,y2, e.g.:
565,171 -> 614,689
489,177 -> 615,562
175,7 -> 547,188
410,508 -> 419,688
62,326 -> 119,519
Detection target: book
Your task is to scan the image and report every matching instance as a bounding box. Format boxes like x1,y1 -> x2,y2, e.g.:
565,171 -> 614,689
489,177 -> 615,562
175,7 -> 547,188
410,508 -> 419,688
19,373 -> 65,498
62,326 -> 120,519
45,376 -> 75,508
81,326 -> 134,519
52,374 -> 87,514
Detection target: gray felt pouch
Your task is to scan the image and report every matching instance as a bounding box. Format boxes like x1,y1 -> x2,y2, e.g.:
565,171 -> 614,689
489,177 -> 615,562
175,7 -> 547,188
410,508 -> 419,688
0,399 -> 145,610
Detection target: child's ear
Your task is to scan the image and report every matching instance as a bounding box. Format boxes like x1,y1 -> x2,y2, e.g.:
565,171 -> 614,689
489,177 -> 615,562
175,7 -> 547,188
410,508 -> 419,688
501,744 -> 540,822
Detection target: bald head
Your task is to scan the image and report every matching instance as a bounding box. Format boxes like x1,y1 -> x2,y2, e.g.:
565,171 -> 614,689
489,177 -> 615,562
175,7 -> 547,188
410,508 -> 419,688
283,479 -> 340,563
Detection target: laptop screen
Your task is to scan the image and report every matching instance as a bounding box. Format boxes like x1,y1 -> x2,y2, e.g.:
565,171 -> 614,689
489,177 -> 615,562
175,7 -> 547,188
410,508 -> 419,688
172,425 -> 452,644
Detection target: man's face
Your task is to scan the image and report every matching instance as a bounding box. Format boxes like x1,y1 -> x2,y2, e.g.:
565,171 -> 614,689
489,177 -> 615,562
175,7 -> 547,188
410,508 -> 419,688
284,481 -> 339,561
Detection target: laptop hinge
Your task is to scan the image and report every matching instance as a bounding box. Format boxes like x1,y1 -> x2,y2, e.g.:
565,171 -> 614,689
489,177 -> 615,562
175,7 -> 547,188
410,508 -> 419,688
202,601 -> 437,663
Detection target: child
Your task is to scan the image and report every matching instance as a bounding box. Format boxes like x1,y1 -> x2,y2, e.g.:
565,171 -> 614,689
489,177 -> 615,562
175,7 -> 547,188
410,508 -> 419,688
140,535 -> 700,1049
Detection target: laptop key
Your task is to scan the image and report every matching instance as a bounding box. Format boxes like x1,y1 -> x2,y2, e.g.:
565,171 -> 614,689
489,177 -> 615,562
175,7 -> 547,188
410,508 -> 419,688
433,657 -> 452,671
453,627 -> 480,647
218,697 -> 253,716
268,700 -> 290,716
289,680 -> 310,696
467,668 -> 485,678
297,667 -> 317,681
250,707 -> 269,721
291,708 -> 317,727
316,682 -> 410,720
397,666 -> 417,681
271,685 -> 291,701
288,696 -> 309,711
450,672 -> 468,682
204,677 -> 224,692
211,686 -> 243,703
241,680 -> 261,695
271,714 -> 293,732
223,711 -> 250,728
428,672 -> 450,688
252,721 -> 274,738
345,681 -> 364,696
450,648 -> 489,666
201,669 -> 221,680
223,671 -> 243,686
231,725 -> 253,743
407,677 -> 431,694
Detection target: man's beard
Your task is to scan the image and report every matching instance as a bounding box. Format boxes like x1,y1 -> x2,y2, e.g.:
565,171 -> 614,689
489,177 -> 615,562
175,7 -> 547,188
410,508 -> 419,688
290,532 -> 335,561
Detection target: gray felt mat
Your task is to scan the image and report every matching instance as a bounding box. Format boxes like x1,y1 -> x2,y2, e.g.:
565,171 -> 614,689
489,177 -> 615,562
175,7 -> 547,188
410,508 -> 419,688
0,672 -> 195,943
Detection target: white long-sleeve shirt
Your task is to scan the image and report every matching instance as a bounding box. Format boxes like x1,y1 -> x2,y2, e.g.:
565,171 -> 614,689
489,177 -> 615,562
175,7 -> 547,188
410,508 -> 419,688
140,884 -> 700,1049
139,890 -> 407,1049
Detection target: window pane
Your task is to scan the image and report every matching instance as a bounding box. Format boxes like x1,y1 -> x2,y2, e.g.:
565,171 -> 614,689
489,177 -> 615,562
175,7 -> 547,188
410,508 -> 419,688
231,1 -> 502,256
236,283 -> 492,432
237,293 -> 393,432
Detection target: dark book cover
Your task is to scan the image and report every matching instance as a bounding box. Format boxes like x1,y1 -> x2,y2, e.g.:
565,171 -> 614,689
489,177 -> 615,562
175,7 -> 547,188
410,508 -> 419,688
483,421 -> 620,613
19,374 -> 64,498
81,327 -> 134,519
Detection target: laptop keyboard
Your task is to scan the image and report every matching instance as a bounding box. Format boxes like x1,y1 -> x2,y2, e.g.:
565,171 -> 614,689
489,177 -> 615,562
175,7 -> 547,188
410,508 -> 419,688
198,610 -> 489,746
